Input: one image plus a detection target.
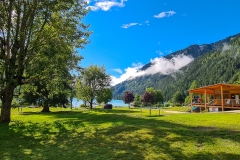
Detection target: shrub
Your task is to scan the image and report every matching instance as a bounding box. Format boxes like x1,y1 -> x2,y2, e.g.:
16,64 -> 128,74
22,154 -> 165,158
80,104 -> 88,108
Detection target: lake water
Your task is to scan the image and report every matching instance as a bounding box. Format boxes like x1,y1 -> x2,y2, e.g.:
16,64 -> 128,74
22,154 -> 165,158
72,98 -> 128,107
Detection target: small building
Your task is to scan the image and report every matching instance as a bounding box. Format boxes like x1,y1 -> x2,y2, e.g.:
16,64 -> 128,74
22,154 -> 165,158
189,83 -> 240,112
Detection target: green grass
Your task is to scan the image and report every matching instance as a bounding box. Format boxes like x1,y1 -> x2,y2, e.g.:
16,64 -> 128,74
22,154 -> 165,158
163,106 -> 190,112
1,107 -> 240,160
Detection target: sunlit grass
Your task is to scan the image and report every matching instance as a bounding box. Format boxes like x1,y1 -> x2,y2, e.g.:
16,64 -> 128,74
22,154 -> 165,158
1,107 -> 240,159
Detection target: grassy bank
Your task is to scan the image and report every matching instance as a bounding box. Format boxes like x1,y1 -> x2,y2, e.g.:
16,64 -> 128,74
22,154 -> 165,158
0,107 -> 240,160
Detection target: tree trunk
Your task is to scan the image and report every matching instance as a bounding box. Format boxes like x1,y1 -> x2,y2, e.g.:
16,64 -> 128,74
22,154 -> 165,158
70,97 -> 73,110
0,87 -> 14,122
89,100 -> 93,109
41,100 -> 50,112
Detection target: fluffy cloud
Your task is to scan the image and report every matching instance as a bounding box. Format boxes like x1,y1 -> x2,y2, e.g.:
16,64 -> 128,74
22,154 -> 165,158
111,54 -> 194,86
145,54 -> 194,75
87,0 -> 127,11
111,63 -> 143,86
221,43 -> 231,53
154,11 -> 176,18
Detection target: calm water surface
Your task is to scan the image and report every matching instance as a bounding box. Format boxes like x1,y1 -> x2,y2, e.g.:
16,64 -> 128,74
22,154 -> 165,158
72,98 -> 128,107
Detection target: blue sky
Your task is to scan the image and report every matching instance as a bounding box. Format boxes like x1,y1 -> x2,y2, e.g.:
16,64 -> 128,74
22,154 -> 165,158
79,0 -> 240,85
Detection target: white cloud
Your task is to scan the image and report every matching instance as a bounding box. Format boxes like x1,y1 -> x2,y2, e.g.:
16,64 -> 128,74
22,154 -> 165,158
145,54 -> 194,75
154,10 -> 176,18
145,20 -> 150,26
111,54 -> 194,86
222,43 -> 231,53
87,0 -> 127,11
111,63 -> 143,86
121,23 -> 139,29
113,68 -> 123,74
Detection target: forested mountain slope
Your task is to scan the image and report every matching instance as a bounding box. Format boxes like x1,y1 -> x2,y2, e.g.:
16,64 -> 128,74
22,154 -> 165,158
112,33 -> 240,100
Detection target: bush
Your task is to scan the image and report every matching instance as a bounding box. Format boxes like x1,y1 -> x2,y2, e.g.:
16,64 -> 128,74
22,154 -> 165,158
80,104 -> 88,108
164,103 -> 170,107
154,103 -> 163,108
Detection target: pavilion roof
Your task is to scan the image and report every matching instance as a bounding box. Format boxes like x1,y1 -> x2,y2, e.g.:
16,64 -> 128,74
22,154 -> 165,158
189,83 -> 240,94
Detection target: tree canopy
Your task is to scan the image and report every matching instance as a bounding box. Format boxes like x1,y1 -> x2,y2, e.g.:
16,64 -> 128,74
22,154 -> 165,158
141,91 -> 154,106
96,88 -> 113,105
123,91 -> 134,108
172,91 -> 184,105
145,87 -> 163,104
0,0 -> 90,122
76,65 -> 111,109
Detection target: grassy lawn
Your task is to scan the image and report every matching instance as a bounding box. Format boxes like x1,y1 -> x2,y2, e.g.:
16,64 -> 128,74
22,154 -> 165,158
1,107 -> 240,160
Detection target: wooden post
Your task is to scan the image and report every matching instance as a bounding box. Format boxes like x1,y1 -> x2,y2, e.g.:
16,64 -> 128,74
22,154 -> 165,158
199,94 -> 202,112
221,85 -> 224,112
158,108 -> 160,116
150,108 -> 151,116
204,89 -> 207,111
190,92 -> 193,113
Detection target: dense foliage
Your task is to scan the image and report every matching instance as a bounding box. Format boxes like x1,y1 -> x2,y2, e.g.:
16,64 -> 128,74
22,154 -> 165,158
141,91 -> 154,106
0,0 -> 90,122
172,91 -> 184,105
96,88 -> 113,105
123,91 -> 134,108
76,65 -> 111,109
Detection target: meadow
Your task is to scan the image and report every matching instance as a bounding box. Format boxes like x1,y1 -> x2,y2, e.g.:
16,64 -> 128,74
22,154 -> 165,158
0,107 -> 240,160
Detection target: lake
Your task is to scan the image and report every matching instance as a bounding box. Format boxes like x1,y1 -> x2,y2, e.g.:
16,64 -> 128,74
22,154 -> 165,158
72,98 -> 129,107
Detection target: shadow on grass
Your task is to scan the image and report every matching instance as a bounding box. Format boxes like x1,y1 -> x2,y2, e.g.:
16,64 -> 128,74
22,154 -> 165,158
1,110 -> 240,159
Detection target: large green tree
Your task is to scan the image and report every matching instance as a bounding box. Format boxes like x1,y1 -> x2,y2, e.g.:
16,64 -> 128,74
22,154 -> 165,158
76,65 -> 111,109
22,25 -> 82,112
96,88 -> 113,105
146,87 -> 164,104
172,91 -> 184,105
0,0 -> 90,122
133,94 -> 142,107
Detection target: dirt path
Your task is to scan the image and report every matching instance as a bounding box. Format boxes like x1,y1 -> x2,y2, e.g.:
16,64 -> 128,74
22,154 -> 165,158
164,110 -> 189,114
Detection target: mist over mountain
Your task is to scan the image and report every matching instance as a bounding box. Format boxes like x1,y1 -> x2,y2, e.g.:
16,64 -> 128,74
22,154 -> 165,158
112,33 -> 240,100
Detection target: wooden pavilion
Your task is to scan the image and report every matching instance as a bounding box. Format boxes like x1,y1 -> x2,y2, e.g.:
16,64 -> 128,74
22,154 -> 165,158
189,83 -> 240,112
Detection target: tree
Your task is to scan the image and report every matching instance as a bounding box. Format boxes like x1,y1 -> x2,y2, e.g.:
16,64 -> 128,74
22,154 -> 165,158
189,80 -> 199,90
123,91 -> 134,109
146,87 -> 163,104
0,0 -> 90,122
185,80 -> 200,104
133,94 -> 142,107
96,88 -> 113,105
233,73 -> 240,84
184,96 -> 191,104
172,91 -> 184,105
141,92 -> 154,106
76,65 -> 111,109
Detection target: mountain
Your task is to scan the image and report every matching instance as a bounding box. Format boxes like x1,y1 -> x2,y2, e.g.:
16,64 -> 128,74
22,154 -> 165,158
112,33 -> 240,100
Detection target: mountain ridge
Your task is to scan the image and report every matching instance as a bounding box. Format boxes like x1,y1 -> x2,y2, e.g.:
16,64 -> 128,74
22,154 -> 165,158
112,33 -> 240,100
139,33 -> 240,72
